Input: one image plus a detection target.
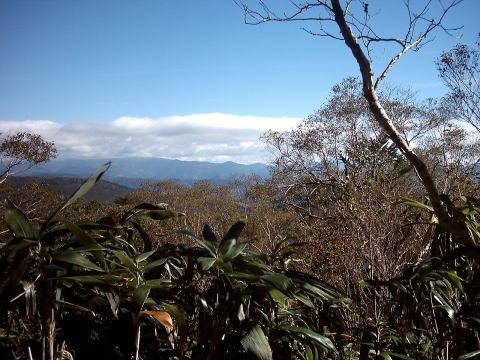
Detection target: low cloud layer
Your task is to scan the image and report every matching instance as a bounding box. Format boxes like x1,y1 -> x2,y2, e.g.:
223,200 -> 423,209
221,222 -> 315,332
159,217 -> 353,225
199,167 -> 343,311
0,113 -> 302,164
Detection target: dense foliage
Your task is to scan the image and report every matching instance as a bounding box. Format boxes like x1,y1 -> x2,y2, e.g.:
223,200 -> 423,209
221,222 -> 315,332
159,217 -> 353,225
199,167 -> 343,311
0,80 -> 479,359
0,163 -> 348,360
1,0 -> 479,357
1,150 -> 479,359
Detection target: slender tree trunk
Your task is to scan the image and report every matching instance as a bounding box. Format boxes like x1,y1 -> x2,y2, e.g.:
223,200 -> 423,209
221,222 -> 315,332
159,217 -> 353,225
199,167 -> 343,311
330,0 -> 473,246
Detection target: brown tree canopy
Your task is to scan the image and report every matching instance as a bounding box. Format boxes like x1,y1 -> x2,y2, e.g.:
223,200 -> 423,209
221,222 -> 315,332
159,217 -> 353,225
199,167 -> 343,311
236,0 -> 474,245
0,132 -> 57,183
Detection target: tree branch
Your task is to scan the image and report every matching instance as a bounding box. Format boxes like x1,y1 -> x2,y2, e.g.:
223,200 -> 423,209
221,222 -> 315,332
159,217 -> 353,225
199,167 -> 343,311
330,0 -> 472,245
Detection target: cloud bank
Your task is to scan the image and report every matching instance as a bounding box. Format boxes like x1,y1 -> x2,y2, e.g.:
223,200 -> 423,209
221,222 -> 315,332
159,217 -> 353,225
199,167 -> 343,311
0,113 -> 302,164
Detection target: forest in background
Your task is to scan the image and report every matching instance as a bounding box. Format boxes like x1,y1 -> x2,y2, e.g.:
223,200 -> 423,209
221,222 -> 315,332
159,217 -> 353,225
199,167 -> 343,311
1,1 -> 480,359
1,71 -> 479,359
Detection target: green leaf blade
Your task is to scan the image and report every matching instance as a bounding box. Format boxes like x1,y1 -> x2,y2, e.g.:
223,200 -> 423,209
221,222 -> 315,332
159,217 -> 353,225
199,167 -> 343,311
4,199 -> 34,238
240,325 -> 273,360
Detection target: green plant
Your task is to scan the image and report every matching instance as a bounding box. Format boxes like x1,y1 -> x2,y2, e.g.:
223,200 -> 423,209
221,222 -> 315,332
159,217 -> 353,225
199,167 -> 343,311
0,162 -> 184,359
3,160 -> 477,359
357,197 -> 480,359
0,162 -> 348,360
175,222 -> 348,359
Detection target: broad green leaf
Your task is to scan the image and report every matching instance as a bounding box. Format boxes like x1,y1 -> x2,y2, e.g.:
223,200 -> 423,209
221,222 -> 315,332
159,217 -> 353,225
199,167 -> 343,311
55,299 -> 95,316
136,209 -> 183,221
121,203 -> 169,223
222,219 -> 246,241
305,343 -> 315,360
281,325 -> 336,352
395,198 -> 433,212
63,221 -> 97,246
459,351 -> 480,360
133,285 -> 151,312
434,304 -> 455,319
58,274 -> 122,285
295,293 -> 315,308
240,325 -> 272,360
0,238 -> 36,259
63,221 -> 106,267
105,291 -> 120,317
438,270 -> 464,291
301,282 -> 338,301
379,352 -> 393,360
268,288 -> 286,305
237,303 -> 245,321
54,251 -> 103,271
4,199 -> 34,238
129,220 -> 152,251
466,317 -> 480,324
202,223 -> 217,243
131,203 -> 168,211
143,257 -> 170,273
135,250 -> 156,263
222,241 -> 250,262
4,255 -> 31,296
198,256 -> 216,271
230,272 -> 260,281
19,280 -> 37,317
261,273 -> 294,293
218,238 -> 236,260
178,230 -> 216,256
219,260 -> 233,273
382,352 -> 415,360
111,250 -> 137,273
44,162 -> 111,226
144,279 -> 171,288
143,298 -> 158,306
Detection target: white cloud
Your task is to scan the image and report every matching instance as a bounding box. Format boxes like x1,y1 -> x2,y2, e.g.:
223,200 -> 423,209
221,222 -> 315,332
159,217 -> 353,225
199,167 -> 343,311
0,113 -> 302,164
0,120 -> 62,139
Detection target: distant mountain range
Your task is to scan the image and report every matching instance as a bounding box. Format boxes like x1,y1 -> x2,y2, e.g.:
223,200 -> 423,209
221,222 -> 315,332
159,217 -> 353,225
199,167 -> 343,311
21,157 -> 271,187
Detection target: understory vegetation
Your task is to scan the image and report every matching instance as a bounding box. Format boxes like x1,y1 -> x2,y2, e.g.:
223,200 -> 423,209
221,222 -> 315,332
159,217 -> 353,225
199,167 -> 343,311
1,78 -> 479,359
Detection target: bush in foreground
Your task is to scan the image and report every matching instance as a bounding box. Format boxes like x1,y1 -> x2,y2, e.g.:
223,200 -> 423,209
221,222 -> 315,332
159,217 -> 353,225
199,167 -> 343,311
0,163 -> 478,359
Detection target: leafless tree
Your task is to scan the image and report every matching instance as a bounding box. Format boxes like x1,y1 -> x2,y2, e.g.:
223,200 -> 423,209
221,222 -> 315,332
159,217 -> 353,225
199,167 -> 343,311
436,38 -> 480,133
235,0 -> 473,244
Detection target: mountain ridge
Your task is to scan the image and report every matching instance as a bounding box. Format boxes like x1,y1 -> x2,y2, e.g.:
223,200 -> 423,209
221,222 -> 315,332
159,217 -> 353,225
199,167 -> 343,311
6,176 -> 133,203
21,157 -> 271,187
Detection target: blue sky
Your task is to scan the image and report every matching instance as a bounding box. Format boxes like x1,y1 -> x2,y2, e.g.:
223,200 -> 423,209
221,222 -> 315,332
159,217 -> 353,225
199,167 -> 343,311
0,0 -> 479,163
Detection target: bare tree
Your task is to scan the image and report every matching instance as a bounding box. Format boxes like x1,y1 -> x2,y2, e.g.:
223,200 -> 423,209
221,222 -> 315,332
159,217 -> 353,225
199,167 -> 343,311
235,0 -> 473,244
0,132 -> 57,184
261,78 -> 480,325
436,38 -> 480,133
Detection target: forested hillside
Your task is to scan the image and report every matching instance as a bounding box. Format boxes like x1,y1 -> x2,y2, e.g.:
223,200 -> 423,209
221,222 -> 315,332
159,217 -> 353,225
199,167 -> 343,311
1,74 -> 479,359
5,176 -> 132,202
21,157 -> 271,187
1,1 -> 479,359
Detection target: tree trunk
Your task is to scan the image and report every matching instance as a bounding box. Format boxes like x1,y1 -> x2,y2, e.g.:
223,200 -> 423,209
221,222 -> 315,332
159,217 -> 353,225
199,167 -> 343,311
330,0 -> 473,246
